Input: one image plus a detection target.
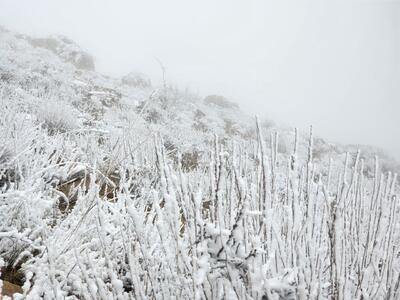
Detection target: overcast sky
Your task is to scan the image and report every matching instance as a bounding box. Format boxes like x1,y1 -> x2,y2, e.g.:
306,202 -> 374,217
1,0 -> 399,158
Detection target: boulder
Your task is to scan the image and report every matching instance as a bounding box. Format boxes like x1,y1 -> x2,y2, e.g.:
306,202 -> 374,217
28,35 -> 95,71
122,72 -> 151,88
203,95 -> 239,109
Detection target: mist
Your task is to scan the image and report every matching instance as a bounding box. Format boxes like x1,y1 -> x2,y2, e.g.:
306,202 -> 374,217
1,0 -> 399,158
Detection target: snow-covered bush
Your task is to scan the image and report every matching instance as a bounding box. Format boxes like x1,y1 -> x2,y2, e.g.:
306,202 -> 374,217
1,116 -> 398,299
36,100 -> 78,135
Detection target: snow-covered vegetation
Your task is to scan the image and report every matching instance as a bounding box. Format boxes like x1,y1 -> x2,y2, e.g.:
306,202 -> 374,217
1,27 -> 399,299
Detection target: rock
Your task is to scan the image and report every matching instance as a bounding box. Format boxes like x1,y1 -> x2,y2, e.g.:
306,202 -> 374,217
121,72 -> 151,88
203,95 -> 239,109
27,35 -> 95,71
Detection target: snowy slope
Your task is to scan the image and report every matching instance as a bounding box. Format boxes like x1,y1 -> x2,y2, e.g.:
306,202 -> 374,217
1,26 -> 398,176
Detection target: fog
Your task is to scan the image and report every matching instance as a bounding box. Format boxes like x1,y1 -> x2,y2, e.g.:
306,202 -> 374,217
1,0 -> 399,158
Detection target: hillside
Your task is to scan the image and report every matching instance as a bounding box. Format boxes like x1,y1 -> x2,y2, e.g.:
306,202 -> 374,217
0,27 -> 399,299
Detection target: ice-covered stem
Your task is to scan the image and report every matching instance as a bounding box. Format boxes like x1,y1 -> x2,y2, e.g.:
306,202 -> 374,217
291,127 -> 298,171
255,116 -> 269,219
0,257 -> 3,297
270,131 -> 278,206
304,125 -> 314,218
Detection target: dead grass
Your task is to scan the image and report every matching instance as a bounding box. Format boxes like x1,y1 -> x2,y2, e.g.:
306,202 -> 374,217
1,280 -> 23,298
56,168 -> 120,212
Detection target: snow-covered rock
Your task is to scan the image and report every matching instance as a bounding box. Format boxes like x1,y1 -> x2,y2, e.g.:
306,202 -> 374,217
26,35 -> 95,71
121,72 -> 151,88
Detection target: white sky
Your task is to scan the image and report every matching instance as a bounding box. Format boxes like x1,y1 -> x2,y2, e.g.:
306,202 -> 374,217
1,0 -> 399,158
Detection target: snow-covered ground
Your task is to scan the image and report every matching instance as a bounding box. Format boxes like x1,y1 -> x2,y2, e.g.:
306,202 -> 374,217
0,27 -> 399,299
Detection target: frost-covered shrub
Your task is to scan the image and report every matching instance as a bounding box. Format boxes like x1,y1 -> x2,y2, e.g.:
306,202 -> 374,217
0,240 -> 28,287
87,86 -> 122,108
73,95 -> 105,120
145,109 -> 162,124
0,147 -> 12,165
224,119 -> 240,136
0,124 -> 394,299
36,101 -> 77,135
194,109 -> 206,119
0,70 -> 15,84
192,120 -> 209,132
180,150 -> 200,172
0,165 -> 19,192
241,127 -> 256,140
